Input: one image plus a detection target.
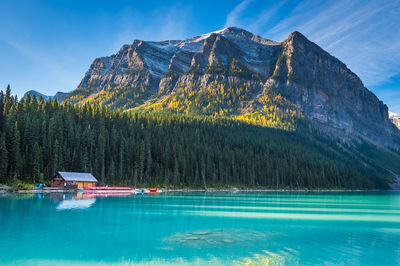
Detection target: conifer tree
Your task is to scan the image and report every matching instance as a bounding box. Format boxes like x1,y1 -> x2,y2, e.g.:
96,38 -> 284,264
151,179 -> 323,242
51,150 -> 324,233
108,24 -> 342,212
0,86 -> 397,189
0,133 -> 7,181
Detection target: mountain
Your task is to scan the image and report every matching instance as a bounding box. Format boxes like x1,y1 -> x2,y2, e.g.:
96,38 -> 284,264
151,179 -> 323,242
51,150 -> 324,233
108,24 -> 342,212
24,90 -> 66,101
389,111 -> 400,130
24,90 -> 51,101
62,27 -> 399,149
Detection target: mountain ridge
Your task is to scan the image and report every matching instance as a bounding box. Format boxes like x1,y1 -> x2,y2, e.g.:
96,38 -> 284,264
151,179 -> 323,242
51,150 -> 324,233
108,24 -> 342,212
26,27 -> 400,149
24,90 -> 66,101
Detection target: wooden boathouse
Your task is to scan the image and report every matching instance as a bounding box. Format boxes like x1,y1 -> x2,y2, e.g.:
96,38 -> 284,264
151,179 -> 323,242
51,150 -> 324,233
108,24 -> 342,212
51,172 -> 98,189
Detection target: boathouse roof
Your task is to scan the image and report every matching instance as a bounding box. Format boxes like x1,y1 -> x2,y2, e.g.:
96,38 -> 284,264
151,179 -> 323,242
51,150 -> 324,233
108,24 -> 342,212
57,172 -> 98,182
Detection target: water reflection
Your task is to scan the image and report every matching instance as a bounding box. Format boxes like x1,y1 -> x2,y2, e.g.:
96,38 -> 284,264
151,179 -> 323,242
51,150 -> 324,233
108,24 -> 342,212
56,193 -> 96,210
83,191 -> 134,197
56,198 -> 96,210
54,191 -> 138,210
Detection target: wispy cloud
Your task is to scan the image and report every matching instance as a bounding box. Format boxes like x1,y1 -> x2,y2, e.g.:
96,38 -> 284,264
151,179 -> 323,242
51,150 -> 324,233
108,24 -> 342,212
1,36 -> 80,93
246,0 -> 288,33
0,2 -> 193,97
109,4 -> 192,53
270,0 -> 400,87
224,0 -> 253,28
223,0 -> 400,111
225,0 -> 400,87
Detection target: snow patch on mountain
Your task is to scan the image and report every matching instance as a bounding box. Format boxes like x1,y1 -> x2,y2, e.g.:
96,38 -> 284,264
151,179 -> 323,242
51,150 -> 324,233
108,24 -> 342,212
143,41 -> 179,77
389,111 -> 400,130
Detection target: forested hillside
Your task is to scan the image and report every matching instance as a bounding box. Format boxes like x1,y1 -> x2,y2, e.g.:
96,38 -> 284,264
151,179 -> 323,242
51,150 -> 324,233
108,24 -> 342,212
58,27 -> 400,149
1,86 -> 399,189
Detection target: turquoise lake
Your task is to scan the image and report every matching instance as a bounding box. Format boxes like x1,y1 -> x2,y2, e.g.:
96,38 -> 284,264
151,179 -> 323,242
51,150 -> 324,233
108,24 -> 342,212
1,192 -> 400,265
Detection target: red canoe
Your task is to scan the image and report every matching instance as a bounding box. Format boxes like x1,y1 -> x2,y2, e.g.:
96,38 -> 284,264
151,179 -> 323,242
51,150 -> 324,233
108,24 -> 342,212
148,188 -> 157,193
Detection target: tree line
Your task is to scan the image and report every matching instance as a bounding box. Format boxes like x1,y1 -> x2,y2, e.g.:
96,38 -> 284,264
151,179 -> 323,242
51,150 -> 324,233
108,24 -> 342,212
0,85 -> 392,189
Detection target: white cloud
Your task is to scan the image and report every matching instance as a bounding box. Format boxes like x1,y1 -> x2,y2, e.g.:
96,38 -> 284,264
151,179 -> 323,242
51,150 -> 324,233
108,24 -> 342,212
0,3 -> 194,97
223,0 -> 400,110
224,0 -> 253,28
226,0 -> 400,85
246,0 -> 288,33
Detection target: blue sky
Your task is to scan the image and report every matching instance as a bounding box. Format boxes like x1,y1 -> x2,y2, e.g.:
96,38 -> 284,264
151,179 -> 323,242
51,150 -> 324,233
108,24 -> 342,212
1,0 -> 399,112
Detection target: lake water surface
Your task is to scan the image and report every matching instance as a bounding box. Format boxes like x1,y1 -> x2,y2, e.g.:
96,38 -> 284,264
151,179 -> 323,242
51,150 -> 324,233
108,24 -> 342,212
0,192 -> 399,265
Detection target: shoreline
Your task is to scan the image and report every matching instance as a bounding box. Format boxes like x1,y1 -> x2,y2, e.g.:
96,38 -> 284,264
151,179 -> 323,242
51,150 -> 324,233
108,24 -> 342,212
1,187 -> 396,194
164,188 -> 394,192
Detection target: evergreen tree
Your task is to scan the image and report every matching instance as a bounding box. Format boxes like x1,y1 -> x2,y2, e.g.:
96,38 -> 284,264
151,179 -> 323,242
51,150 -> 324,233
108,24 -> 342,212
0,133 -> 8,183
3,85 -> 13,115
32,142 -> 41,183
0,86 -> 397,190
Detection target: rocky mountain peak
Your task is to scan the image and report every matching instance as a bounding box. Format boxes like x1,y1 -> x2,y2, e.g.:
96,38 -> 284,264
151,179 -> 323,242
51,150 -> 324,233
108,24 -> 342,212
287,31 -> 308,42
215,26 -> 256,39
63,27 -> 399,149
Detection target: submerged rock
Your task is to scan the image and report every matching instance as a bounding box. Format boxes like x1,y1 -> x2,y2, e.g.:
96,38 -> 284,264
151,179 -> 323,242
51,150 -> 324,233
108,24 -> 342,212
164,229 -> 271,247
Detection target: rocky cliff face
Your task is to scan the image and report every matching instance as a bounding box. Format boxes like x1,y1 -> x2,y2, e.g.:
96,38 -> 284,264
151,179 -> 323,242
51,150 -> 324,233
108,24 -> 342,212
66,27 -> 400,148
75,27 -> 279,96
265,31 -> 399,146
